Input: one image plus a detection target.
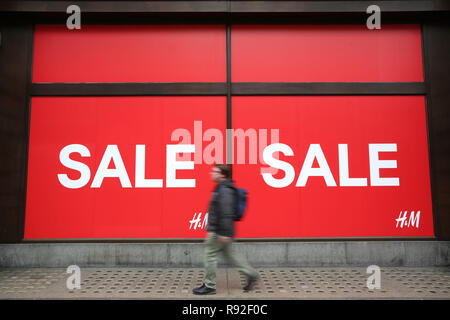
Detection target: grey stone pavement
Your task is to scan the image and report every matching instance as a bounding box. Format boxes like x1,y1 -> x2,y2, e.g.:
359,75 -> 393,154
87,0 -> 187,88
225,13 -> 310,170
1,266 -> 449,300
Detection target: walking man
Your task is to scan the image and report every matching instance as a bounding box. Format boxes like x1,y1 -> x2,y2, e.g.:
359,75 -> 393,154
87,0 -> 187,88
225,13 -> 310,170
193,164 -> 259,295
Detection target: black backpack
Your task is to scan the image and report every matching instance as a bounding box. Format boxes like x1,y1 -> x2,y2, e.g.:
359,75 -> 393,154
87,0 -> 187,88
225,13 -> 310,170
233,187 -> 248,221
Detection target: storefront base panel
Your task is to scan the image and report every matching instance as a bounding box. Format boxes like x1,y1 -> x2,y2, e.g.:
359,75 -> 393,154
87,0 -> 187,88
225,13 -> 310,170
0,241 -> 448,268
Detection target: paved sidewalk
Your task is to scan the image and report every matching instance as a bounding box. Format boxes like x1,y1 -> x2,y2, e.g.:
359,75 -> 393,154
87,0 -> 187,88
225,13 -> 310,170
1,267 -> 449,299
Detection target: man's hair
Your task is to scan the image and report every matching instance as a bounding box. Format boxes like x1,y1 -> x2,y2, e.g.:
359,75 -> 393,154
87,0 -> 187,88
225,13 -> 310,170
214,164 -> 232,179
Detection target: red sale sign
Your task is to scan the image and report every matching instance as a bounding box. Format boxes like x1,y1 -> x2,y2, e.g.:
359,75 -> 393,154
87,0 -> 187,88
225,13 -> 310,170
25,97 -> 227,239
232,96 -> 433,238
25,24 -> 432,239
25,96 -> 433,239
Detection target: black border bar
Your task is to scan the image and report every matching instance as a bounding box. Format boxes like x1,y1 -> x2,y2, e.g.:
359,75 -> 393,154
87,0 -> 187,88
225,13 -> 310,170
30,82 -> 228,96
232,82 -> 426,96
21,236 -> 436,243
0,1 -> 228,13
1,1 -> 449,13
30,82 -> 426,96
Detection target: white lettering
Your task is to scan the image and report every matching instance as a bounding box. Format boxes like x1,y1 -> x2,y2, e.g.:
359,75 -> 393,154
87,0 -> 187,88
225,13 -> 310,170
366,5 -> 381,30
232,128 -> 258,164
369,144 -> 399,186
166,144 -> 196,188
338,144 -> 368,186
182,304 -> 216,317
135,145 -> 163,188
58,144 -> 91,189
66,5 -> 81,30
409,211 -> 420,228
91,145 -> 132,188
261,143 -> 295,188
66,265 -> 81,290
296,144 -> 337,187
170,128 -> 191,162
203,128 -> 224,164
366,265 -> 381,289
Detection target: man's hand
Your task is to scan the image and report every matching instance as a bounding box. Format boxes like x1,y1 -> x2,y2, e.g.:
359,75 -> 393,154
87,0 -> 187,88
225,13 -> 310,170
218,235 -> 232,244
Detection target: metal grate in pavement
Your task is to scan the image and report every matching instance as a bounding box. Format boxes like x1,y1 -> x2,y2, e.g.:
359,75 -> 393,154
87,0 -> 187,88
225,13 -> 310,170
383,268 -> 450,295
231,267 -> 450,298
74,269 -> 206,296
1,267 -> 449,299
0,269 -> 65,295
236,268 -> 389,296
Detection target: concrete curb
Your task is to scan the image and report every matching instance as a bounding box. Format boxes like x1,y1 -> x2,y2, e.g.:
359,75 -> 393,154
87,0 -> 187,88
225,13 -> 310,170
1,241 -> 449,268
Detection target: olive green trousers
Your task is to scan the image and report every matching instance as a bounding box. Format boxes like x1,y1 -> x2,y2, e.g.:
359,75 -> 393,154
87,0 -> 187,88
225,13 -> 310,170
204,232 -> 258,289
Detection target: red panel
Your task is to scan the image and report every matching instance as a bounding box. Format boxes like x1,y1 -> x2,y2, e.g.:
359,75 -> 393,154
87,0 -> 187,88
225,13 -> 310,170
25,97 -> 226,239
232,96 -> 433,238
232,25 -> 423,82
33,25 -> 226,83
25,96 -> 433,239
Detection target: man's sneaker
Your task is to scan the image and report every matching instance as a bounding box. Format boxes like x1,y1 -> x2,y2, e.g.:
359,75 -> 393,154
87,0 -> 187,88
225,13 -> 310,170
243,275 -> 259,292
193,283 -> 216,295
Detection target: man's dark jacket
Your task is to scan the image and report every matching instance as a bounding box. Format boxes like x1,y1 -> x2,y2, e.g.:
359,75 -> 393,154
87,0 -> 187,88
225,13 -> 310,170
206,179 -> 236,238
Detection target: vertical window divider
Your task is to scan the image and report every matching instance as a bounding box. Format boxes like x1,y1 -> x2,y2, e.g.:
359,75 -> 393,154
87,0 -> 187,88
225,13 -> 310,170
226,22 -> 233,167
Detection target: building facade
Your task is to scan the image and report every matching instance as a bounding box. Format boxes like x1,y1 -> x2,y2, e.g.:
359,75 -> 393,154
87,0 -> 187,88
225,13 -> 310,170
0,1 -> 449,267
